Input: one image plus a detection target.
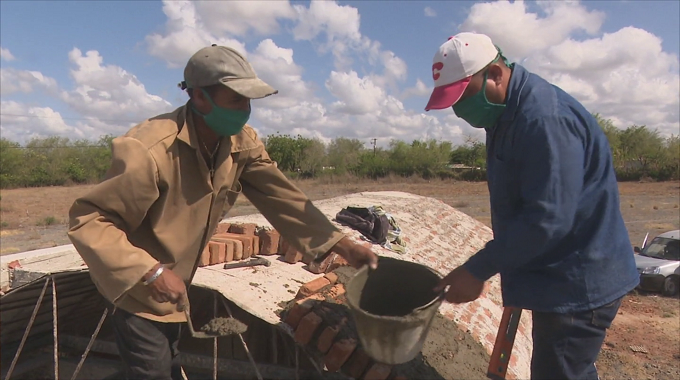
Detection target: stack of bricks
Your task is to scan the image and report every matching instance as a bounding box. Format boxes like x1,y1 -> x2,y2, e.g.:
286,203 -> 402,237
282,274 -> 407,380
198,222 -> 281,267
198,222 -> 351,275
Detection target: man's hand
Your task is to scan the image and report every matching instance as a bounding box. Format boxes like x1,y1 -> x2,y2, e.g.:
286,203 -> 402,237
331,237 -> 379,270
143,264 -> 187,311
433,266 -> 484,304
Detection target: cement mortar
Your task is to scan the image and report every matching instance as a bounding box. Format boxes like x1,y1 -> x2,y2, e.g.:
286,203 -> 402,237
200,317 -> 247,336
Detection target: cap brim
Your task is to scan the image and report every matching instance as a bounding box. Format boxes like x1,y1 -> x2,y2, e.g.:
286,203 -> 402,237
424,77 -> 471,111
220,77 -> 278,99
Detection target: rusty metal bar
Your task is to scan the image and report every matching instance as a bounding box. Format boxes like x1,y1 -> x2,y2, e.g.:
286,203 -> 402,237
219,296 -> 263,380
213,293 -> 217,380
4,277 -> 50,380
69,307 -> 109,380
52,276 -> 59,380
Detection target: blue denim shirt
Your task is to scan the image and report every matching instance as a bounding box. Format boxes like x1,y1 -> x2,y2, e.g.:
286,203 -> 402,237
463,64 -> 639,313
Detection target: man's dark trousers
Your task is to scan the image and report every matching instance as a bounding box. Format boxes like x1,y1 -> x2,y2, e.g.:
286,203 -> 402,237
530,297 -> 622,380
110,307 -> 184,380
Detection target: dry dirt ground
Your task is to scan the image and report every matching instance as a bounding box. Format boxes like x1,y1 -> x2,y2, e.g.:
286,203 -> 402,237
1,178 -> 679,379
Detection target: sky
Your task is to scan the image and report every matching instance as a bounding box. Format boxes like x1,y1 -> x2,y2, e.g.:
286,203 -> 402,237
1,0 -> 679,147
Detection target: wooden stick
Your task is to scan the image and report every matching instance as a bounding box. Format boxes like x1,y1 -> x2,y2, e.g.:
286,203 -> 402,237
4,277 -> 50,380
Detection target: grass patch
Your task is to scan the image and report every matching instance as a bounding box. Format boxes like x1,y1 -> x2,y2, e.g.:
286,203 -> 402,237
36,216 -> 58,226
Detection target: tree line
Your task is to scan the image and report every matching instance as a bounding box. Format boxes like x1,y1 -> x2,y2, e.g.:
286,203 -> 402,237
0,115 -> 677,189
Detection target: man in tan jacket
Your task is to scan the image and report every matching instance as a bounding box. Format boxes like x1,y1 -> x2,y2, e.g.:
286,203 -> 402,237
67,44 -> 378,380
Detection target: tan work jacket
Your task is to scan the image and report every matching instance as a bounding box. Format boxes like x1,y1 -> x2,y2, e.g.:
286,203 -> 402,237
67,103 -> 344,322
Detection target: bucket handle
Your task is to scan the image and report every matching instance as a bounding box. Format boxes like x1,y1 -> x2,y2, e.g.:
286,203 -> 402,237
413,288 -> 447,312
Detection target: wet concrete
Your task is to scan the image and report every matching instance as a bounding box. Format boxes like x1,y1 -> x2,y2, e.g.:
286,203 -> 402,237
200,317 -> 247,336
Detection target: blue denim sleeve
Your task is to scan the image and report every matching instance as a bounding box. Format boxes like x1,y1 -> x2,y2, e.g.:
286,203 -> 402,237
463,116 -> 585,281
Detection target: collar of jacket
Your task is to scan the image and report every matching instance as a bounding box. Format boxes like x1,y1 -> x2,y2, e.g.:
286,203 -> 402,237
486,63 -> 531,132
175,101 -> 260,154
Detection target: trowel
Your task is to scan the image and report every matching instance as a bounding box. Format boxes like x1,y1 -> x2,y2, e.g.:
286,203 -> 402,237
182,295 -> 247,339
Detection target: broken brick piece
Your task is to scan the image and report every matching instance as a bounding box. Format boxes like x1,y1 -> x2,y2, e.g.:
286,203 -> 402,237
317,325 -> 341,354
345,348 -> 372,379
325,338 -> 357,372
208,242 -> 226,265
308,252 -> 338,274
214,223 -> 230,235
258,229 -> 280,255
297,276 -> 331,299
363,363 -> 392,380
7,260 -> 21,269
228,223 -> 257,236
284,245 -> 303,264
294,312 -> 323,345
324,284 -> 346,300
284,294 -> 324,329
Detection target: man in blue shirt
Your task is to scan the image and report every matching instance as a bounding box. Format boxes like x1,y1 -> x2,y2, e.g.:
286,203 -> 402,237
426,32 -> 639,379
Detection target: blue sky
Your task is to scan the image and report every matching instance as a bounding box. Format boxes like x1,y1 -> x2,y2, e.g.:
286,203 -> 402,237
1,0 -> 678,146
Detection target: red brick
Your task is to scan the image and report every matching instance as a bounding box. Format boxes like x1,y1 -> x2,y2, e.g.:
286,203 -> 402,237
284,294 -> 324,329
214,223 -> 230,235
7,260 -> 21,269
258,229 -> 280,255
327,255 -> 349,272
324,338 -> 357,372
294,312 -> 323,345
302,252 -> 313,265
308,252 -> 338,274
208,242 -> 226,265
214,233 -> 252,259
198,245 -> 211,267
324,284 -> 346,300
228,223 -> 257,235
278,238 -> 290,255
297,276 -> 331,299
324,272 -> 339,285
316,325 -> 340,354
252,235 -> 260,255
284,245 -> 303,264
345,348 -> 372,379
363,363 -> 392,380
224,240 -> 235,262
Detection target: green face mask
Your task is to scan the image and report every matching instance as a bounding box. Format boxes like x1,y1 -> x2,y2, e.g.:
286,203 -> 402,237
192,89 -> 250,136
452,53 -> 510,129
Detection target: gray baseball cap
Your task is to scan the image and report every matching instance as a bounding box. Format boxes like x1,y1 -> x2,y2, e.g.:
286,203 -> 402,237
183,44 -> 278,99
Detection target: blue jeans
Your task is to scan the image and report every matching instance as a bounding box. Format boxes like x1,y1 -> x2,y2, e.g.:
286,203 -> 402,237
531,297 -> 622,380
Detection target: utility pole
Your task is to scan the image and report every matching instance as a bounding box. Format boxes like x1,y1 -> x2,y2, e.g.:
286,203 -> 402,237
371,138 -> 377,156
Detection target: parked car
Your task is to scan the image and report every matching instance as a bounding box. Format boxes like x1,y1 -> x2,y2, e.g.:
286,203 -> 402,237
634,230 -> 680,297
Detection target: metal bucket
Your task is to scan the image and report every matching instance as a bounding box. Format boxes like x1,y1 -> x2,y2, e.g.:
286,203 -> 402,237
345,256 -> 444,365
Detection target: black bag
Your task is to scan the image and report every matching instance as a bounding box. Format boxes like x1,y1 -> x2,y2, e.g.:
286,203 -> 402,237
335,206 -> 390,244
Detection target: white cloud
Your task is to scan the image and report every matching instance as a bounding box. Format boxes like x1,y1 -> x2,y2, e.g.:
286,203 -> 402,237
0,100 -> 90,142
325,71 -> 386,115
60,48 -> 173,124
248,39 -> 318,109
457,0 -> 679,136
0,68 -> 58,96
194,0 -> 295,36
424,6 -> 437,17
401,79 -> 431,100
460,0 -> 605,59
1,46 -> 15,61
145,0 -> 247,68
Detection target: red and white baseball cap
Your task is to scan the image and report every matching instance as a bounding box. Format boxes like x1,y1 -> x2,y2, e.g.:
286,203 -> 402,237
425,32 -> 499,111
